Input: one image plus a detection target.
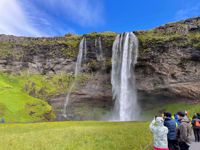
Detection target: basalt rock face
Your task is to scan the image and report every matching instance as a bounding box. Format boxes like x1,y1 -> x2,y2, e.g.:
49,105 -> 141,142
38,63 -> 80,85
0,33 -> 115,75
135,17 -> 200,100
0,34 -> 82,74
0,18 -> 200,120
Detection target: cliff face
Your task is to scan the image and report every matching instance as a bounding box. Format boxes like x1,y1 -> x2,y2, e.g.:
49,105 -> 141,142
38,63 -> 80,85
0,17 -> 200,120
136,17 -> 200,100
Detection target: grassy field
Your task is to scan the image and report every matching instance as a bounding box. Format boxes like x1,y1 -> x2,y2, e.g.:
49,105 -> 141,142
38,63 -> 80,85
0,121 -> 153,150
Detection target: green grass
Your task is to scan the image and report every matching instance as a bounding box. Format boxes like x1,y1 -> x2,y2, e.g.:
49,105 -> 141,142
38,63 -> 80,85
0,72 -> 91,123
0,73 -> 55,123
20,73 -> 75,99
0,121 -> 153,150
143,102 -> 200,119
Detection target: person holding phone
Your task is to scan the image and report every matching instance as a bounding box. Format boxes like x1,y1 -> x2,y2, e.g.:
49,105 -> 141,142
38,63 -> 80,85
150,116 -> 169,150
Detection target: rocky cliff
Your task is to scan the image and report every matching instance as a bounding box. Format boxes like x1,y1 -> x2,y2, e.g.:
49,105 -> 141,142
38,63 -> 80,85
0,17 -> 199,120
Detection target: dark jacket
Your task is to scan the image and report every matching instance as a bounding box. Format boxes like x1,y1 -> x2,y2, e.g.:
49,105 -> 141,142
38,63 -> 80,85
192,118 -> 200,129
177,116 -> 192,145
164,117 -> 177,140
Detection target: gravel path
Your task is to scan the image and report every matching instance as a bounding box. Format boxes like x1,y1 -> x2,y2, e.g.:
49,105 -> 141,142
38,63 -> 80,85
190,141 -> 200,150
189,135 -> 200,150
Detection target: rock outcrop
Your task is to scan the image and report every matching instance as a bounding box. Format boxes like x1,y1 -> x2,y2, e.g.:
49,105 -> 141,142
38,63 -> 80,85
135,17 -> 200,100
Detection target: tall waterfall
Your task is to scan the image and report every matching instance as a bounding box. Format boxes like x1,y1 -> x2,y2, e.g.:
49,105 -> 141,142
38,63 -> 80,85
111,32 -> 139,121
63,37 -> 87,118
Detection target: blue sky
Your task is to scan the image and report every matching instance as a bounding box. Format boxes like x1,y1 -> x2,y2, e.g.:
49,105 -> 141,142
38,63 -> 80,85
0,0 -> 200,37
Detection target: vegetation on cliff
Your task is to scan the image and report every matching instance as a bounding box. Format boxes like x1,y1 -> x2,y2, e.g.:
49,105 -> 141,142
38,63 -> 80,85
0,73 -> 55,122
136,17 -> 200,56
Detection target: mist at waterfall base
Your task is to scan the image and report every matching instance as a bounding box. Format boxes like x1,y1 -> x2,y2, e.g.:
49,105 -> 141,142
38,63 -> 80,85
62,33 -> 140,121
111,32 -> 140,121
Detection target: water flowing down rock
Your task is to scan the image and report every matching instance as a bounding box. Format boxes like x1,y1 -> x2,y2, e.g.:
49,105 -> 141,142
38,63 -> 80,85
111,32 -> 139,121
95,37 -> 106,71
63,37 -> 87,118
95,37 -> 104,61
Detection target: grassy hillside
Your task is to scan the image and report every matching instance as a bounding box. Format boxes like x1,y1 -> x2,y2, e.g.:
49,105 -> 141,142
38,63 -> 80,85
0,72 -> 90,123
0,73 -> 56,122
0,121 -> 153,150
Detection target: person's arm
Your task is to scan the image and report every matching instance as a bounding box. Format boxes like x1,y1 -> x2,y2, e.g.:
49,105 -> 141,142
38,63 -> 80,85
150,119 -> 156,133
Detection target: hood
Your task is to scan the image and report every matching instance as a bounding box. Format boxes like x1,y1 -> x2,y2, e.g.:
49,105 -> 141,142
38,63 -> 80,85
165,117 -> 172,121
174,114 -> 179,120
181,116 -> 190,123
156,117 -> 164,126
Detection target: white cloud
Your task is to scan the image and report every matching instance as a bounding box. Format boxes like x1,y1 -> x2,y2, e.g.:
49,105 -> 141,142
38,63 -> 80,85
175,4 -> 200,20
30,0 -> 105,27
0,0 -> 105,36
62,0 -> 105,26
0,0 -> 42,36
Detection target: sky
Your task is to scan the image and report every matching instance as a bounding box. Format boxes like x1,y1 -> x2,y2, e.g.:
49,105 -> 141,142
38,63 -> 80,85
0,0 -> 200,37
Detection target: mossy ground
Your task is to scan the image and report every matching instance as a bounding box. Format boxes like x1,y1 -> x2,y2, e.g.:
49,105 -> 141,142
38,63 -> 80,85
0,73 -> 55,122
0,121 -> 153,150
0,72 -> 91,123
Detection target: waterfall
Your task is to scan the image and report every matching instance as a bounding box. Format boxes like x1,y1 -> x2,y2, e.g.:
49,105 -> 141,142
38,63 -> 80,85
95,37 -> 104,61
63,37 -> 87,118
111,32 -> 139,121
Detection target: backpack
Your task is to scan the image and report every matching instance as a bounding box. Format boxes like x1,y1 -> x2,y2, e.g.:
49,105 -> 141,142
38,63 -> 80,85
195,120 -> 200,127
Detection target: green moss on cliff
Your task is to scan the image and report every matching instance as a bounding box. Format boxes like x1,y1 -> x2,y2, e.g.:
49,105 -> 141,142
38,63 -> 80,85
84,32 -> 116,38
0,42 -> 24,59
62,35 -> 81,58
22,73 -> 74,100
0,73 -> 55,123
187,32 -> 200,48
136,29 -> 200,56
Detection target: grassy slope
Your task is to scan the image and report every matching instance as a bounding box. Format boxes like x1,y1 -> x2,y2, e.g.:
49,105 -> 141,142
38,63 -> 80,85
0,73 -> 55,122
0,72 -> 90,123
143,102 -> 200,120
0,121 -> 153,150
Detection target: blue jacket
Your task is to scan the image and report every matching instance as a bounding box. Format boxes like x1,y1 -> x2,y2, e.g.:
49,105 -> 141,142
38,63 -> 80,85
164,117 -> 177,140
174,114 -> 181,126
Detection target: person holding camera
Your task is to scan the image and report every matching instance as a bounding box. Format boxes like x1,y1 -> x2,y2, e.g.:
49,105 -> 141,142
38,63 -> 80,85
150,116 -> 169,150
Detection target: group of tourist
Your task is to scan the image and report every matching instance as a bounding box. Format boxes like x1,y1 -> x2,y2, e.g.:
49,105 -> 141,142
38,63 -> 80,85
150,111 -> 200,150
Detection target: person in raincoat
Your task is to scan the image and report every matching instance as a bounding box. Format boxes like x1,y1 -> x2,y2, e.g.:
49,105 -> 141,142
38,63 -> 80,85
150,116 -> 169,150
164,112 -> 180,150
177,112 -> 192,150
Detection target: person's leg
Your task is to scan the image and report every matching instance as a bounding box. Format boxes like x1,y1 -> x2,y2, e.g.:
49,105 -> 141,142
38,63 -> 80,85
193,128 -> 198,142
168,140 -> 173,150
179,142 -> 189,150
197,128 -> 200,142
173,140 -> 180,150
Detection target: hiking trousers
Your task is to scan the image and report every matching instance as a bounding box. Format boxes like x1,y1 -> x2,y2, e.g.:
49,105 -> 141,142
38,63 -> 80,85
179,142 -> 189,150
193,127 -> 200,142
168,140 -> 180,150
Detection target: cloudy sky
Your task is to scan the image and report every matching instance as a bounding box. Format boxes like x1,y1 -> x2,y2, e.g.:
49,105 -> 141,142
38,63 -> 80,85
0,0 -> 200,37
